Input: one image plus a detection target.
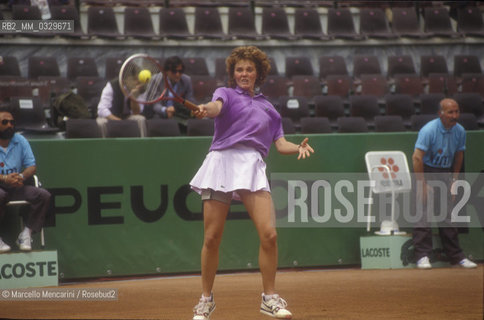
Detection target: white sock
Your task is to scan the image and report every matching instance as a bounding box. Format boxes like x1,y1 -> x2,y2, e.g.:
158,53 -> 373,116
201,294 -> 212,302
263,293 -> 276,301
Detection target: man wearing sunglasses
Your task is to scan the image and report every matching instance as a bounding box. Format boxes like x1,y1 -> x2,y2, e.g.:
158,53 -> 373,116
148,56 -> 194,121
0,108 -> 51,252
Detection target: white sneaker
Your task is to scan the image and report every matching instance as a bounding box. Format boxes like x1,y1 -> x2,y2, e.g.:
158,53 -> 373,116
260,294 -> 293,319
17,233 -> 32,251
459,258 -> 477,269
192,293 -> 215,320
0,238 -> 11,253
416,256 -> 432,269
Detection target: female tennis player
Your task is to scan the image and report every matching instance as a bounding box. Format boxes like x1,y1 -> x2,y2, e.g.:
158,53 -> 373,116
190,46 -> 314,320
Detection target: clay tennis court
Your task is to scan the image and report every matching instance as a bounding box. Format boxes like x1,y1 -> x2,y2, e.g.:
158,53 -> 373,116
2,265 -> 482,319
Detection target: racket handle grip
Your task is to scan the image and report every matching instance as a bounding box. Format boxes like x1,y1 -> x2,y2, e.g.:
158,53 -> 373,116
183,99 -> 198,112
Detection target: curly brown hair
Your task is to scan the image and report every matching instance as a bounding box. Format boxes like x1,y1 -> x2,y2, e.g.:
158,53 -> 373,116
225,46 -> 271,88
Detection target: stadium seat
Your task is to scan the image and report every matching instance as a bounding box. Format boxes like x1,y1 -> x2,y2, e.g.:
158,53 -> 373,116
353,55 -> 382,80
227,7 -> 260,40
423,6 -> 461,38
359,8 -> 397,39
410,114 -> 438,131
0,56 -> 21,77
12,5 -> 53,37
146,119 -> 181,137
124,7 -> 158,40
159,8 -> 192,39
360,74 -> 388,98
260,75 -> 289,101
50,5 -> 85,38
453,55 -> 482,78
420,55 -> 449,78
87,6 -> 123,39
427,73 -> 458,95
387,56 -> 417,79
394,74 -> 424,97
337,117 -> 368,133
461,74 -> 484,98
457,113 -> 479,131
194,7 -> 226,39
300,117 -> 332,134
278,96 -> 310,125
182,57 -> 209,76
319,56 -> 349,80
313,95 -> 346,126
294,8 -> 328,40
75,76 -> 106,117
291,75 -> 323,100
327,8 -> 362,40
261,7 -> 295,40
285,57 -> 314,78
0,78 -> 34,105
419,93 -> 445,114
391,7 -> 432,38
374,115 -> 406,132
453,93 -> 484,120
65,119 -> 103,138
28,57 -> 61,79
325,75 -> 354,99
384,94 -> 415,126
281,117 -> 296,134
191,75 -> 218,103
106,120 -> 141,138
10,96 -> 59,133
38,76 -> 71,97
457,6 -> 484,37
187,118 -> 214,136
67,57 -> 99,81
104,57 -> 126,80
349,95 -> 380,125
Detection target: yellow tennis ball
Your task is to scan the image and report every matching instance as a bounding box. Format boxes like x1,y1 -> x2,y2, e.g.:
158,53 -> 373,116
138,69 -> 152,83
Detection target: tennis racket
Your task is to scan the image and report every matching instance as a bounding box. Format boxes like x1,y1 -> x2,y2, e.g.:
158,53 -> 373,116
118,53 -> 198,111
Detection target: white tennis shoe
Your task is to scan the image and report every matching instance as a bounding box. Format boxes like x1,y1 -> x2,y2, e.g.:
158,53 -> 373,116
17,232 -> 32,251
416,256 -> 432,269
458,258 -> 477,269
260,294 -> 293,319
0,238 -> 11,253
192,293 -> 215,320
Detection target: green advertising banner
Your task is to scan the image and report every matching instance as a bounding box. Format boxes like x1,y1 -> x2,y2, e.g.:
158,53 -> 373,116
0,251 -> 58,289
20,132 -> 483,280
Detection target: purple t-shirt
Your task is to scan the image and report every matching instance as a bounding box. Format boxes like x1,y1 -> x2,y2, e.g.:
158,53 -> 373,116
209,86 -> 284,158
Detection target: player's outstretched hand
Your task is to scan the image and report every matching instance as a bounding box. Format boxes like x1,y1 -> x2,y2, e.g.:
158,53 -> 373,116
193,104 -> 208,119
297,137 -> 314,160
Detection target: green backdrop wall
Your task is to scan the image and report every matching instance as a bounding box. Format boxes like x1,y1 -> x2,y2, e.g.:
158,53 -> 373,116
23,132 -> 484,280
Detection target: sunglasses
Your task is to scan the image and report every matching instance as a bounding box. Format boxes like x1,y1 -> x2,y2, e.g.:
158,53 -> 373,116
1,119 -> 15,125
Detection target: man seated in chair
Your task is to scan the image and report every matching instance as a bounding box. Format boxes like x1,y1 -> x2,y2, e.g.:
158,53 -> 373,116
0,107 -> 51,252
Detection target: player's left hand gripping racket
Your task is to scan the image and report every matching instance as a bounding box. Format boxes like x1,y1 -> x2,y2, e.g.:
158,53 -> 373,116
119,53 -> 198,111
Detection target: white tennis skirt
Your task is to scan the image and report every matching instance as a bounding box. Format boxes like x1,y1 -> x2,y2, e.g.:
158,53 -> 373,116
190,144 -> 270,201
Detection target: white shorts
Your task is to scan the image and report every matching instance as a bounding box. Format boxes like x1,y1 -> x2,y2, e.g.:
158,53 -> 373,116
190,144 -> 270,201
